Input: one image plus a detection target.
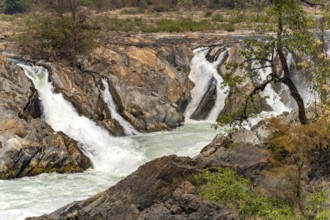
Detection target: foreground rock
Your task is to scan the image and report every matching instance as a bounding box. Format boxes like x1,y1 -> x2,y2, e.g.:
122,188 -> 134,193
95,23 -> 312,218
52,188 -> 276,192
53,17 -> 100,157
0,62 -> 92,179
28,106 -> 330,219
28,156 -> 237,220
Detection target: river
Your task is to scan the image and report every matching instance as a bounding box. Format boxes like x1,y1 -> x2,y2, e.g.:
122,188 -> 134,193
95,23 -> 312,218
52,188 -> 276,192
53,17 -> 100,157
0,121 -> 219,220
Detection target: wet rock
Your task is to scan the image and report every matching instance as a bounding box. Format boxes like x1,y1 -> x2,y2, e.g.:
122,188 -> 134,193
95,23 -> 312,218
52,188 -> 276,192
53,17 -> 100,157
0,115 -> 92,179
190,77 -> 217,120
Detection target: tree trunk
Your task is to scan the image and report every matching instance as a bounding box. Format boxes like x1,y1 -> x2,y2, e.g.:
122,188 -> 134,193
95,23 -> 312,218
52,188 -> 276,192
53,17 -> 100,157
277,13 -> 308,124
280,77 -> 308,124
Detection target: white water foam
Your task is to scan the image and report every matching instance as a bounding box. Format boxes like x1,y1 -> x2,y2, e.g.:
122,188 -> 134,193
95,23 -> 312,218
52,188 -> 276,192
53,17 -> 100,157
101,78 -> 138,135
185,48 -> 228,121
18,64 -> 145,175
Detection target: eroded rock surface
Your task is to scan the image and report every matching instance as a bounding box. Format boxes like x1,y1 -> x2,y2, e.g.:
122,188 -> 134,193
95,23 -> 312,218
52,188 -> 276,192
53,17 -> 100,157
40,34 -> 196,134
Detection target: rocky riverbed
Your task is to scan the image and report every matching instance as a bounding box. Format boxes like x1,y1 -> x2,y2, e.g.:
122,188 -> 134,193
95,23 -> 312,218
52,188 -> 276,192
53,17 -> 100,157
0,31 -> 329,219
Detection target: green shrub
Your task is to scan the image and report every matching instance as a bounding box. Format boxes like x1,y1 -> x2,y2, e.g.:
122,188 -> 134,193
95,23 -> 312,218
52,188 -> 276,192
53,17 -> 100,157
204,11 -> 212,17
191,167 -> 298,219
228,12 -> 248,23
209,0 -> 243,9
223,22 -> 235,32
142,19 -> 216,33
20,13 -> 98,61
96,16 -> 144,32
211,13 -> 224,22
152,5 -> 173,12
3,0 -> 33,14
121,7 -> 145,14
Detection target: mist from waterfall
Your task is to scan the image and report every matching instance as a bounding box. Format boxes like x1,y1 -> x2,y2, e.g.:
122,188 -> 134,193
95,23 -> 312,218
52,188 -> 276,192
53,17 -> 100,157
101,78 -> 139,135
18,64 -> 145,175
185,48 -> 228,121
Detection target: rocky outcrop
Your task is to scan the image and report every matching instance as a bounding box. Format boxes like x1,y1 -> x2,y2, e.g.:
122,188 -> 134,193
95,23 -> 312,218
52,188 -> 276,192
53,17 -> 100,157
28,156 -> 237,220
0,62 -> 92,179
37,34 -> 195,133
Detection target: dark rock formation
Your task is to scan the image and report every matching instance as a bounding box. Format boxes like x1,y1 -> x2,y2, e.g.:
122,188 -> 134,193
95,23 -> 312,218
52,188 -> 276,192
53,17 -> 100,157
190,77 -> 217,120
26,105 -> 330,219
27,156 -> 237,220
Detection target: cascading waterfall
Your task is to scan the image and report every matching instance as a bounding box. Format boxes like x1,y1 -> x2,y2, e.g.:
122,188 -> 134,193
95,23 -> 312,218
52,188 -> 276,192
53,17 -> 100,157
186,48 -> 318,127
185,48 -> 228,121
287,53 -> 318,106
101,78 -> 139,135
17,64 -> 145,175
255,65 -> 293,115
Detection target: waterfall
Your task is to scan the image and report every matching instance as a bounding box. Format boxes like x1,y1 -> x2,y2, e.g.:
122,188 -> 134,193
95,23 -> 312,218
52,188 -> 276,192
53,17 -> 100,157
18,64 -> 145,175
255,65 -> 293,115
185,48 -> 228,121
101,79 -> 138,135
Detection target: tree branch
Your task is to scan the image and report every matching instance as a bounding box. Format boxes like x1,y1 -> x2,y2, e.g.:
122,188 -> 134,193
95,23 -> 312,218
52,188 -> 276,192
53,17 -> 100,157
240,75 -> 274,120
300,0 -> 324,7
242,57 -> 273,64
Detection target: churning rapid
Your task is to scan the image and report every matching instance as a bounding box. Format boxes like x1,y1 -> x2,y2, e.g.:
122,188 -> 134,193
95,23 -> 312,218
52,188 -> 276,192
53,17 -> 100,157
0,63 -> 219,220
17,64 -> 144,174
184,48 -> 229,121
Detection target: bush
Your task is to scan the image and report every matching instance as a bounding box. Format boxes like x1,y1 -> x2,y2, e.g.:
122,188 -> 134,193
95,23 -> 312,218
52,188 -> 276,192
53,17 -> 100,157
3,0 -> 33,14
191,167 -> 299,219
142,19 -> 216,33
209,0 -> 243,9
96,16 -> 144,32
204,11 -> 212,17
152,5 -> 173,12
223,22 -> 235,32
211,13 -> 224,22
228,12 -> 248,23
20,13 -> 98,61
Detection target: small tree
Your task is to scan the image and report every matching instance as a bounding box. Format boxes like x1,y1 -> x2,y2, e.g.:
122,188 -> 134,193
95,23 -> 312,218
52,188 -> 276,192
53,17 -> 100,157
266,117 -> 330,218
20,0 -> 98,62
221,0 -> 329,125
